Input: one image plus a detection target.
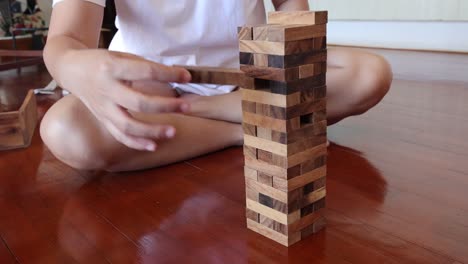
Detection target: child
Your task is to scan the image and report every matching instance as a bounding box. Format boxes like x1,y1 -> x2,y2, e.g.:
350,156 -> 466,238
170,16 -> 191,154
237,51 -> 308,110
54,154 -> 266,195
41,0 -> 392,171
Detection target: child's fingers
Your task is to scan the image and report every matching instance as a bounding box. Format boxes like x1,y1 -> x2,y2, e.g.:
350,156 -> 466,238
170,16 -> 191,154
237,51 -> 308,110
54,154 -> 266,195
104,120 -> 157,151
103,52 -> 191,83
109,82 -> 191,114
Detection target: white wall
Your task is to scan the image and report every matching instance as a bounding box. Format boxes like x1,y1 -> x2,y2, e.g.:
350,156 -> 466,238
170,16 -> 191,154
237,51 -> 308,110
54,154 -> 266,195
264,0 -> 468,52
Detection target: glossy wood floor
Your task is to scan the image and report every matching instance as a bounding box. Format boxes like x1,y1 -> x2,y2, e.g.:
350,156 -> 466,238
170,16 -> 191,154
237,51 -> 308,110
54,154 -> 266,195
1,49 -> 468,263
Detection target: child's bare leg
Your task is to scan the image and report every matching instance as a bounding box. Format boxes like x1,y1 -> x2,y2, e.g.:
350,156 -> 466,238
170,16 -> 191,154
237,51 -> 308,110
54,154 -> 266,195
41,95 -> 242,172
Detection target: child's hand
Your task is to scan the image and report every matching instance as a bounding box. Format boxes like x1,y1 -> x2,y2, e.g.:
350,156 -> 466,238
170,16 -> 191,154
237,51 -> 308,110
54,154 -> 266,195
59,49 -> 192,151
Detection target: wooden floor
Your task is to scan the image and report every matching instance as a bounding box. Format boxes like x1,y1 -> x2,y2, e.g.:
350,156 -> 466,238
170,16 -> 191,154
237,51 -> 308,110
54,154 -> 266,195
1,49 -> 468,263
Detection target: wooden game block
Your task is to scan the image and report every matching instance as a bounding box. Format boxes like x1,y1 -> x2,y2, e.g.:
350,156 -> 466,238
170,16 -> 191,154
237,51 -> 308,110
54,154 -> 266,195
299,62 -> 327,79
285,167 -> 326,191
240,64 -> 299,82
238,26 -> 253,40
240,52 -> 254,65
254,54 -> 269,67
242,112 -> 287,132
289,208 -> 325,233
256,127 -> 272,140
239,38 -> 319,56
301,197 -> 326,217
246,199 -> 300,225
259,215 -> 288,235
301,155 -> 327,174
287,143 -> 327,168
241,88 -> 291,107
242,123 -> 257,136
287,99 -> 326,119
241,100 -> 257,113
269,50 -> 327,69
246,208 -> 259,222
247,218 -> 290,246
287,121 -> 327,144
266,24 -> 327,42
178,65 -> 245,86
268,11 -> 328,25
301,216 -> 326,239
314,84 -> 327,99
244,167 -> 258,180
241,77 -> 270,90
258,172 -> 273,186
268,74 -> 327,95
288,135 -> 327,156
243,145 -> 257,159
245,156 -> 288,179
302,187 -> 326,206
253,24 -> 272,40
255,102 -> 270,116
244,134 -> 287,156
245,177 -> 288,203
246,186 -> 259,202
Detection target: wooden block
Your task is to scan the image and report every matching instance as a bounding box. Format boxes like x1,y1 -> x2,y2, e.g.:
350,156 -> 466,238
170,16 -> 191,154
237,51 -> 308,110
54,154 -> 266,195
0,90 -> 37,151
243,112 -> 287,133
244,134 -> 287,156
256,127 -> 272,141
287,143 -> 327,168
253,25 -> 271,40
241,100 -> 257,113
289,208 -> 324,233
254,54 -> 269,67
288,135 -> 327,156
313,110 -> 327,123
259,215 -> 288,235
269,50 -> 327,69
287,121 -> 328,144
266,24 -> 327,42
302,187 -> 327,207
301,155 -> 327,174
241,88 -> 288,107
268,11 -> 328,25
314,84 -> 327,99
246,208 -> 259,222
240,64 -> 299,82
258,149 -> 273,163
246,199 -> 300,225
179,65 -> 245,86
238,26 -> 253,40
244,167 -> 258,181
246,177 -> 288,203
240,38 -> 320,56
255,102 -> 270,116
258,172 -> 273,186
301,216 -> 326,239
288,167 -> 326,191
242,123 -> 257,136
240,52 -> 254,65
298,62 -> 326,79
247,218 -> 289,246
241,77 -> 270,90
268,74 -> 327,95
243,145 -> 257,159
246,187 -> 259,202
245,155 -> 288,179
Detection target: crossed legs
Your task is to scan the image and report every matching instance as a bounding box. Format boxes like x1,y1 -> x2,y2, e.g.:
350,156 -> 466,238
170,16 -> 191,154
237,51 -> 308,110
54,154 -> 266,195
40,48 -> 392,171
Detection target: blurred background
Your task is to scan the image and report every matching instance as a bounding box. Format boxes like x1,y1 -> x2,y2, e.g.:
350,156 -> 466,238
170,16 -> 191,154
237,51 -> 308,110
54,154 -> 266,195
267,0 -> 468,53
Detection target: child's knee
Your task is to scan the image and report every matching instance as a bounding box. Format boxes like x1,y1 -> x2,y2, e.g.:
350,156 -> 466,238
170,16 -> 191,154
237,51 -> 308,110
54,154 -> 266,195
40,97 -> 108,170
354,54 -> 393,114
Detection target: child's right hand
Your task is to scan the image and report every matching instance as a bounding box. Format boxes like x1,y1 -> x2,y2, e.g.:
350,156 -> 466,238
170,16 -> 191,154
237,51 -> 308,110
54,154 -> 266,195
58,49 -> 192,151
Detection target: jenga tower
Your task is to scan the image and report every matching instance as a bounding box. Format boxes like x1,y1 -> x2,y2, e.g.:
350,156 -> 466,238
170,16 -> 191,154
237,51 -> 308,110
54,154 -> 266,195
238,11 -> 328,246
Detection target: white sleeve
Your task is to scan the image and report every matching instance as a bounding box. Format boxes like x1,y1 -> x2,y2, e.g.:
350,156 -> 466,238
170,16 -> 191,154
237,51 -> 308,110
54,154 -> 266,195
53,0 -> 106,7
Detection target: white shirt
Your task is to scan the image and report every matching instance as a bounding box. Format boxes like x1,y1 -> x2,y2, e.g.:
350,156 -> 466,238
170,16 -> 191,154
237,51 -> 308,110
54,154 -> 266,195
53,0 -> 267,95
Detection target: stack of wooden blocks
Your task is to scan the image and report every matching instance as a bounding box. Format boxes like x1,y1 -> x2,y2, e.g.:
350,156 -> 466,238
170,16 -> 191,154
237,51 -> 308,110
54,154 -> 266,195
238,11 -> 328,246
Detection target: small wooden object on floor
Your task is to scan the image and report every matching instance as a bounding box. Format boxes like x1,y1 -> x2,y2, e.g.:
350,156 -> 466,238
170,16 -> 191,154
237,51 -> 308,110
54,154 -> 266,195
0,90 -> 38,150
178,10 -> 328,247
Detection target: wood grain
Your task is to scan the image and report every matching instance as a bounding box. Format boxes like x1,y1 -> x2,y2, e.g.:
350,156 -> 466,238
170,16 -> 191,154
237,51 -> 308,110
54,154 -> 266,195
240,39 -> 321,56
268,11 -> 328,25
177,65 -> 245,86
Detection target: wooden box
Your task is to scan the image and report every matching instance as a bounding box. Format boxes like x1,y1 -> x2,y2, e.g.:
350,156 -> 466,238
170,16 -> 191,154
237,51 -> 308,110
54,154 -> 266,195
0,90 -> 38,150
